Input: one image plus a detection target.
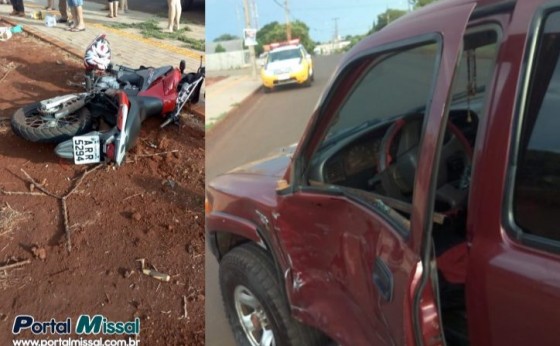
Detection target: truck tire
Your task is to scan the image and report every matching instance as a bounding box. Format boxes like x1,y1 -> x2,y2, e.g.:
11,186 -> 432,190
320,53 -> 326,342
11,102 -> 93,143
219,243 -> 328,346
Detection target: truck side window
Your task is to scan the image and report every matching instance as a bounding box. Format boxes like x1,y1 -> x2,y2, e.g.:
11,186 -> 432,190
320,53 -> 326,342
513,11 -> 560,242
310,42 -> 439,202
320,43 -> 438,142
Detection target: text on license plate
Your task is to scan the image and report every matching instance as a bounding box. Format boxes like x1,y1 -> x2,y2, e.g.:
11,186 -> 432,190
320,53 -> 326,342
73,135 -> 101,165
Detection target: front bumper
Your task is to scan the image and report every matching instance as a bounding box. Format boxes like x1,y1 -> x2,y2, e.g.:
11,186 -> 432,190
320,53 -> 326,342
261,67 -> 309,88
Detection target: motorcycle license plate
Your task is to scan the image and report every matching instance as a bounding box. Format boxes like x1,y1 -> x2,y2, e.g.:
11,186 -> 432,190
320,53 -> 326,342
72,135 -> 100,165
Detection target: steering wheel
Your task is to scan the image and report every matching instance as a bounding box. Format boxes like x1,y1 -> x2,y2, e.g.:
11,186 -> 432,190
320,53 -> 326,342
376,113 -> 473,209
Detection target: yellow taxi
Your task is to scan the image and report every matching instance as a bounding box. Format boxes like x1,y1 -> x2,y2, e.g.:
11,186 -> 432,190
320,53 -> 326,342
260,41 -> 313,93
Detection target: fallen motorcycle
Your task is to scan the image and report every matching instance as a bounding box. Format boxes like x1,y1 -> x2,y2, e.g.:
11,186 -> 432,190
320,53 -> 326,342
10,34 -> 205,166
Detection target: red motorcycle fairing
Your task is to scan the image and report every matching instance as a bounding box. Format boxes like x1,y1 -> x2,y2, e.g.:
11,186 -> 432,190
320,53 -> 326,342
139,68 -> 182,114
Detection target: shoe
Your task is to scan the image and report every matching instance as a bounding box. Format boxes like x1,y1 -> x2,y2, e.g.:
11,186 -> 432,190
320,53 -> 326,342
57,18 -> 68,23
9,10 -> 18,15
68,27 -> 85,32
15,11 -> 25,17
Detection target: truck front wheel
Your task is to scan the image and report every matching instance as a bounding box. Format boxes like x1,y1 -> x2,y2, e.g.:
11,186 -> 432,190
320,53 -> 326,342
219,243 -> 327,346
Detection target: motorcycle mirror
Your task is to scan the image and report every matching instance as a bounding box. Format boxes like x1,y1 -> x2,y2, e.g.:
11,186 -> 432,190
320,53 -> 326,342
180,60 -> 186,74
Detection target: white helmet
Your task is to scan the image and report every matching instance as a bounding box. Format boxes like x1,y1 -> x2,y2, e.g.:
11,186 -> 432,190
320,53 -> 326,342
84,34 -> 111,70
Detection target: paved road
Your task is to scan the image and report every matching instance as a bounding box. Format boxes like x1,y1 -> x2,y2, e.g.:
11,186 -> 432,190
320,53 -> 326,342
205,54 -> 343,346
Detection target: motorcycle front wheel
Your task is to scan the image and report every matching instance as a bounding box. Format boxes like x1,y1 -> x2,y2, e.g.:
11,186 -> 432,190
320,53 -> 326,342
11,102 -> 93,143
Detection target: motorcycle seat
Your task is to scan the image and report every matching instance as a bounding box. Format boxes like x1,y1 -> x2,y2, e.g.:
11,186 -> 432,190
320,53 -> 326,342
118,72 -> 143,90
128,96 -> 163,122
118,66 -> 173,92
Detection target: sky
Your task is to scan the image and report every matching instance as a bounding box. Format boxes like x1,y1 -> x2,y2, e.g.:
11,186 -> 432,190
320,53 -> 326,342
207,0 -> 412,43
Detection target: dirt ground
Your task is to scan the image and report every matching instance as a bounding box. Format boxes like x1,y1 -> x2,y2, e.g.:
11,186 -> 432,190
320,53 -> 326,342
0,31 -> 204,344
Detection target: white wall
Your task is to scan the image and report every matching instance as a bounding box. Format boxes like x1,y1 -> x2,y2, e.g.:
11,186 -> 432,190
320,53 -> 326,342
206,50 -> 250,71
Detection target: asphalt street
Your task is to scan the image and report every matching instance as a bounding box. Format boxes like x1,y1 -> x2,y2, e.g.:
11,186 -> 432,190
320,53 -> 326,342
205,54 -> 343,346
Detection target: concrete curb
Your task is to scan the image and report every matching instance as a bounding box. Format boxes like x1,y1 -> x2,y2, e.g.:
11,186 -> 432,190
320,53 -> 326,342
206,84 -> 261,133
1,15 -> 205,119
189,102 -> 205,121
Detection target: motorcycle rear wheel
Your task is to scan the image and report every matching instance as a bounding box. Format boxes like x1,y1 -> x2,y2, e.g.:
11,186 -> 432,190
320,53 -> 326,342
11,102 -> 93,143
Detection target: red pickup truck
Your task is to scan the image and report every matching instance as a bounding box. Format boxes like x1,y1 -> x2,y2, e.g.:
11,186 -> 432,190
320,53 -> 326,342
206,0 -> 560,345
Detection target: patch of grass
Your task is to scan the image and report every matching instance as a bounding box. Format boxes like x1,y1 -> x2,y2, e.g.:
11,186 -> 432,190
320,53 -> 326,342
108,19 -> 204,51
108,19 -> 205,50
0,203 -> 27,237
179,37 -> 205,51
154,11 -> 193,25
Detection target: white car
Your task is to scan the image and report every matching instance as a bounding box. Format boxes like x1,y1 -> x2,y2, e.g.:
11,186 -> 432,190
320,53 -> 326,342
260,44 -> 314,93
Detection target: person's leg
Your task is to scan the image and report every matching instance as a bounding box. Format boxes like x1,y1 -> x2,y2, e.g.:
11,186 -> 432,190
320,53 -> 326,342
58,0 -> 68,21
166,0 -> 174,32
69,5 -> 77,28
13,0 -> 24,14
174,0 -> 181,31
112,1 -> 118,17
75,4 -> 85,29
107,0 -> 113,17
119,0 -> 126,12
18,0 -> 24,15
10,0 -> 18,14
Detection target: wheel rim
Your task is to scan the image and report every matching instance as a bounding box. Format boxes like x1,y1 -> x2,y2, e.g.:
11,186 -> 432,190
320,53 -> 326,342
234,285 -> 275,346
24,109 -> 81,129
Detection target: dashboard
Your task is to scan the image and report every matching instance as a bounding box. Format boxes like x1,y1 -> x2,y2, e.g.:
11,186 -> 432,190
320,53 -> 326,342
324,137 -> 381,184
320,110 -> 478,191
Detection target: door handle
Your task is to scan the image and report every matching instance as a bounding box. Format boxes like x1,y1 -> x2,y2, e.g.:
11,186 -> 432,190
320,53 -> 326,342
373,258 -> 394,302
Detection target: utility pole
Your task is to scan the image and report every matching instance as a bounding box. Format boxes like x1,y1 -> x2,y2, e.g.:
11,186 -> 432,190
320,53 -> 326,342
284,0 -> 291,40
251,0 -> 259,30
242,0 -> 257,78
332,17 -> 339,42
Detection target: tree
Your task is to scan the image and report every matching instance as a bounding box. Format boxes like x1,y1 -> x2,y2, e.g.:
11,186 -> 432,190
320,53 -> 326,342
409,0 -> 437,9
255,20 -> 315,55
213,34 -> 240,42
215,44 -> 226,53
373,8 -> 407,32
